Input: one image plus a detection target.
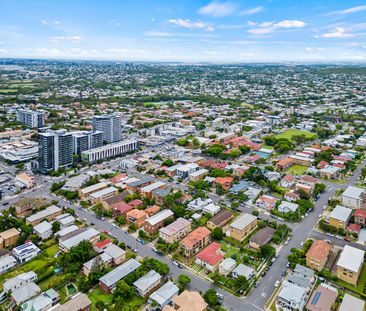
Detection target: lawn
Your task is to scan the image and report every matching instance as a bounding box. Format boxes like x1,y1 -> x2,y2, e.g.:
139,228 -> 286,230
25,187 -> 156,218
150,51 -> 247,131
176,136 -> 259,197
262,144 -> 274,150
286,165 -> 308,175
88,287 -> 113,310
221,242 -> 239,258
276,129 -> 316,141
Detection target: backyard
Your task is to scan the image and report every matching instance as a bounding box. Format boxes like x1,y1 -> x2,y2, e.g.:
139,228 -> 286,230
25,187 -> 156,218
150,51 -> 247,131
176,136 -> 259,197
286,165 -> 308,175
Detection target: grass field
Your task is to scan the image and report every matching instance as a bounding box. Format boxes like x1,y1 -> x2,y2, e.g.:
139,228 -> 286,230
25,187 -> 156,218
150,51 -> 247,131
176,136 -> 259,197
286,165 -> 308,175
276,129 -> 316,140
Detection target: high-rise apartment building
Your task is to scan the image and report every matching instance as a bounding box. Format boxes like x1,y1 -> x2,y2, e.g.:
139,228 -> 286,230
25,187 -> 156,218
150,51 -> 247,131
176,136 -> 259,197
92,115 -> 122,143
71,130 -> 103,155
16,109 -> 45,128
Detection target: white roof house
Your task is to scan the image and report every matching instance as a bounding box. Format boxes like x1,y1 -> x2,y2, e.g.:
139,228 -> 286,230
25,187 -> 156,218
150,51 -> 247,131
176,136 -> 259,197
232,263 -> 254,279
278,201 -> 299,213
133,270 -> 162,296
339,294 -> 365,311
59,228 -> 99,251
145,209 -> 174,226
230,213 -> 257,231
337,245 -> 365,273
149,281 -> 179,308
329,205 -> 352,222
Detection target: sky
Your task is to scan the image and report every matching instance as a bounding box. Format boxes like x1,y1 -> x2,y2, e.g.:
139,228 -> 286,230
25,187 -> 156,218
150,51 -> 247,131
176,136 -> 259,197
0,0 -> 366,63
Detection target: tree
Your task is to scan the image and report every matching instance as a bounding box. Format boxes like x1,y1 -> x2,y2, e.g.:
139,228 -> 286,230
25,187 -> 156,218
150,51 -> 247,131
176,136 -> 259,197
177,274 -> 191,292
203,289 -> 219,306
260,244 -> 276,259
113,280 -> 134,300
52,221 -> 60,233
212,227 -> 225,240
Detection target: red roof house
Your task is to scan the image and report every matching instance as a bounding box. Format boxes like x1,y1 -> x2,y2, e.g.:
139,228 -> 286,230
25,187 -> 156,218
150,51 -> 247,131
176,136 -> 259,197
195,242 -> 224,271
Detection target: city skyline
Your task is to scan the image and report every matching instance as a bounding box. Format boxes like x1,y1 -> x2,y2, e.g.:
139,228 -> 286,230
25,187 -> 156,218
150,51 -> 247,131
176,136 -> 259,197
1,0 -> 366,63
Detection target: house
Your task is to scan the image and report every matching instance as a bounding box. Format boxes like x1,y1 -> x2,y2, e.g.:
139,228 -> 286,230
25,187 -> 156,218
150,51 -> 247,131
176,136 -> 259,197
15,172 -> 36,189
180,227 -> 211,257
245,186 -> 261,202
278,201 -> 299,213
354,209 -> 366,227
20,288 -> 59,311
206,210 -> 233,230
175,163 -> 199,179
163,290 -> 208,311
232,263 -> 254,279
295,183 -> 312,194
284,191 -> 300,202
306,240 -> 332,271
218,258 -> 236,276
0,228 -> 20,249
140,181 -> 166,199
228,213 -> 257,241
213,177 -> 234,190
348,223 -> 361,235
99,259 -> 141,293
55,214 -> 75,228
11,282 -> 41,305
0,255 -> 17,274
280,175 -> 295,188
229,180 -> 250,195
12,242 -> 41,263
126,209 -> 148,228
133,270 -> 162,297
59,228 -> 99,252
159,218 -> 191,244
187,198 -> 212,211
148,281 -> 179,310
144,209 -> 174,234
299,175 -> 318,188
336,245 -> 364,286
306,284 -> 338,311
189,168 -> 209,182
249,227 -> 276,250
341,186 -> 366,209
52,293 -> 92,311
102,193 -> 126,210
195,242 -> 224,272
329,205 -> 352,230
145,205 -> 161,217
202,203 -> 220,215
339,294 -> 365,311
26,205 -> 62,226
289,154 -> 313,167
319,165 -> 341,179
256,195 -> 278,210
33,221 -> 52,240
3,271 -> 38,292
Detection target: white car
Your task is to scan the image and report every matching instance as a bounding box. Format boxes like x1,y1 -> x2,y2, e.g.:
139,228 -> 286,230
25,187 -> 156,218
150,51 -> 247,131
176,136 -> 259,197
274,280 -> 280,288
300,242 -> 304,247
216,293 -> 224,299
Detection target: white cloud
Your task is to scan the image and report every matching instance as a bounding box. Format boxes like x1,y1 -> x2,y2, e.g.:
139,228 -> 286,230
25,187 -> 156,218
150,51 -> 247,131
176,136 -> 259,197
109,19 -> 121,26
239,6 -> 263,16
248,20 -> 305,35
0,49 -> 7,53
50,36 -> 82,43
338,5 -> 366,15
168,19 -> 214,31
320,27 -> 354,38
41,20 -> 48,25
144,31 -> 172,37
198,1 -> 237,18
54,20 -> 60,25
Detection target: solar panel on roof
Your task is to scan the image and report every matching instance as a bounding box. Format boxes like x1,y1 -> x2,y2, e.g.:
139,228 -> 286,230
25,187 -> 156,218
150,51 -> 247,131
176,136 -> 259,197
311,291 -> 321,305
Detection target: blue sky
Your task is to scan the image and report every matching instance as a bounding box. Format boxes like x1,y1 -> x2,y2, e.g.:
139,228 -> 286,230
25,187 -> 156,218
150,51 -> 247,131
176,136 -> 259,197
0,0 -> 366,62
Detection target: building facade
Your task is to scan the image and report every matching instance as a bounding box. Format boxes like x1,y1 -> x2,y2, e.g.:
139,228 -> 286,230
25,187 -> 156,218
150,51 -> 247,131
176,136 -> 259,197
92,114 -> 122,143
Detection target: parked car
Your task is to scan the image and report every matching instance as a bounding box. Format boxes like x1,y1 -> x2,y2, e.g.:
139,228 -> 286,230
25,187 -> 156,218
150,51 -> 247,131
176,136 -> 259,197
254,281 -> 259,288
274,280 -> 280,287
216,293 -> 224,299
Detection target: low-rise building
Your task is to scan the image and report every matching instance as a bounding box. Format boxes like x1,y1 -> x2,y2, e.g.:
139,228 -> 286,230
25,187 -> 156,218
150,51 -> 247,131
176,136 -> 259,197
206,210 -> 233,230
228,213 -> 257,241
180,227 -> 211,257
90,187 -> 119,204
126,209 -> 148,228
15,172 -> 36,189
20,288 -> 59,311
163,290 -> 207,311
144,209 -> 174,234
99,259 -> 141,293
336,245 -> 364,286
3,271 -> 38,292
78,182 -> 108,200
59,228 -> 99,252
339,293 -> 365,311
354,209 -> 366,227
218,258 -> 236,276
52,293 -> 92,311
249,227 -> 276,250
159,218 -> 191,244
232,263 -> 254,279
306,284 -> 338,311
11,282 -> 40,305
33,221 -> 52,240
133,270 -> 162,297
0,228 -> 20,249
306,240 -> 332,271
341,186 -> 366,209
26,205 -> 62,226
329,205 -> 352,230
0,255 -> 17,274
278,201 -> 299,213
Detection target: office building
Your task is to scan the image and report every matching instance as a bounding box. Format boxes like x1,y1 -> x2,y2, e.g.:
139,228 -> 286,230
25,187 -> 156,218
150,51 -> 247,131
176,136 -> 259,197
92,114 -> 122,143
38,130 -> 73,173
16,109 -> 45,128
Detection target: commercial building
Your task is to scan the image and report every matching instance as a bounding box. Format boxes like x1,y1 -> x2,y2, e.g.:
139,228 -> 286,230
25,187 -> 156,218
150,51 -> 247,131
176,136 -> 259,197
336,245 -> 364,286
71,130 -> 103,155
180,227 -> 211,257
38,130 -> 73,173
0,228 -> 20,249
26,205 -> 62,226
144,209 -> 174,234
159,218 -> 191,244
81,139 -> 138,163
15,172 -> 36,189
99,259 -> 141,293
306,240 -> 332,271
16,109 -> 45,128
228,213 -> 257,241
92,114 -> 122,143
